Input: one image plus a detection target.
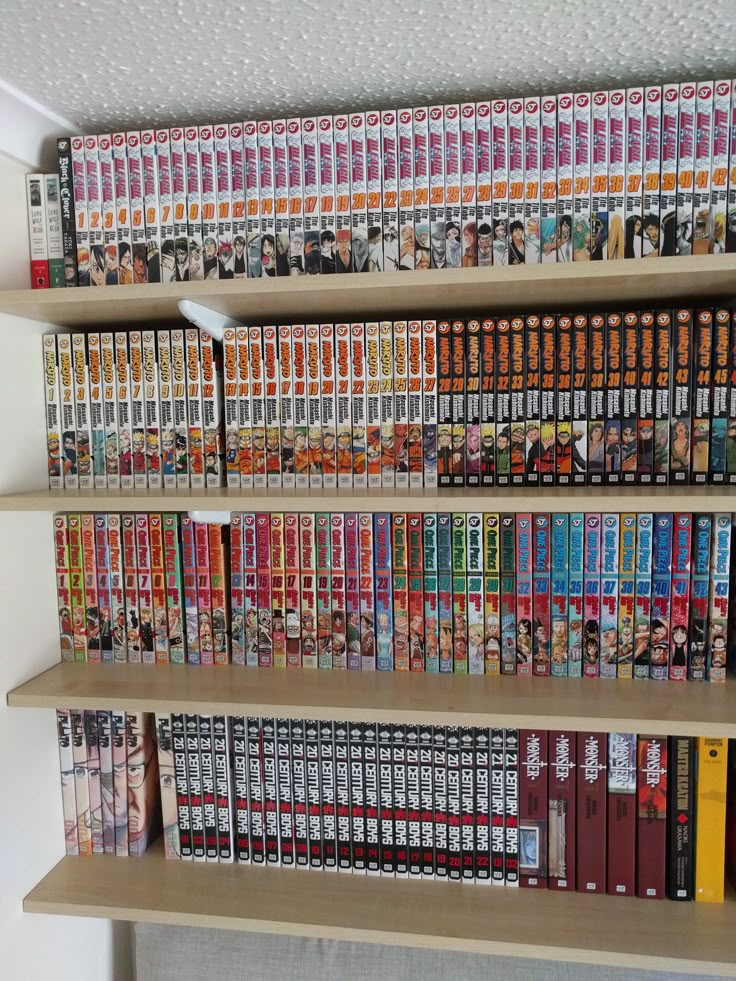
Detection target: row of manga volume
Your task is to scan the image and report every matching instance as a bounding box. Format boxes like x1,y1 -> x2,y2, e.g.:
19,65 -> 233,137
219,313 -> 736,491
43,328 -> 224,491
34,80 -> 736,290
149,716 -> 727,902
55,510 -> 735,682
56,709 -> 159,858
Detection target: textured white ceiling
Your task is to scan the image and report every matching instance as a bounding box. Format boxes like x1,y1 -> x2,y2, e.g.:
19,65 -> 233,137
2,0 -> 736,132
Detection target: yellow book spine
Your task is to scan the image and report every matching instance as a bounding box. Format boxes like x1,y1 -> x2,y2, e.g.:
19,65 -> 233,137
694,736 -> 728,903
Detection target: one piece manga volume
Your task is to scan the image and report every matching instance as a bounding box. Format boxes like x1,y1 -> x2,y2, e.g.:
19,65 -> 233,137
599,514 -> 620,679
413,107 -> 430,271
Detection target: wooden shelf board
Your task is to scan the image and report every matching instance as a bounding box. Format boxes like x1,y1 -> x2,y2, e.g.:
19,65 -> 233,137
23,843 -> 736,975
8,662 -> 736,736
1,483 -> 734,513
3,255 -> 736,327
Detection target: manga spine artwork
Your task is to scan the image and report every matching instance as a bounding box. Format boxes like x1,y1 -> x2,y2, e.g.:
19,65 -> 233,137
261,718 -> 280,865
604,313 -> 622,486
198,715 -> 218,860
71,137 -> 89,283
692,310 -> 713,484
243,513 -> 258,668
422,515 -> 439,674
278,325 -> 295,490
127,132 -> 148,283
148,514 -> 169,665
276,720 -> 294,865
427,106 -> 446,268
306,324 -> 323,488
272,119 -> 289,277
350,323 -> 367,489
156,714 -> 180,860
515,515 -> 533,677
72,333 -> 93,490
71,710 -> 91,856
300,118 -> 320,275
380,110 -> 399,273
573,92 -> 591,260
710,80 -> 730,253
122,513 -> 140,663
257,121 -> 276,278
507,99 -> 524,264
606,732 -> 636,896
376,724 -> 393,875
195,520 -> 214,667
408,513 -> 425,672
157,129 -> 175,282
693,82 -> 713,255
587,314 -> 605,485
532,514 -> 551,676
349,112 -> 369,272
582,514 -> 601,678
417,725 -> 434,877
136,514 -> 155,666
449,515 -> 467,675
84,135 -> 104,285
397,109 -> 414,271
437,320 -> 452,487
707,513 -> 731,681
556,94 -> 573,263
58,337 -> 77,489
365,111 -> 383,272
393,321 -> 410,488
476,101 -> 493,268
244,121 -> 260,278
344,513 -> 361,671
319,323 -> 337,487
625,88 -> 644,258
554,315 -> 571,486
142,330 -> 162,489
56,138 -> 78,285
481,515 -> 501,676
636,735 -> 668,898
671,309 -> 693,484
330,513 -> 347,670
170,127 -> 188,281
413,107 -> 430,272
540,96 -> 557,264
290,719 -> 308,867
710,308 -> 730,483
291,325 -> 307,490
460,103 -> 477,266
379,320 -> 395,488
246,717 -> 265,864
480,319 -> 495,487
499,514 -> 517,676
650,512 -> 674,681
504,728 -> 520,887
444,105 -> 462,269
451,319 -> 466,487
183,329 -> 203,488
465,320 -> 481,488
209,522 -> 230,666
539,315 -> 556,486
97,710 -> 114,854
249,326 -> 267,489
437,513 -> 453,675
667,735 -> 694,898
128,330 -> 147,489
141,130 -> 161,282
548,730 -> 576,891
653,311 -> 671,484
156,331 -> 176,489
365,322 -> 382,487
262,325 -> 282,489
80,514 -> 99,665
374,513 -> 394,672
523,97 -> 541,263
642,87 -> 662,259
633,513 -> 653,680
729,82 -> 736,256
305,721 -> 323,868
223,328 -> 240,488
287,118 -> 305,276
590,91 -> 608,261
660,85 -> 679,256
300,513 -> 318,670
43,335 -> 62,489
213,715 -> 234,862
231,716 -> 250,862
214,123 -> 233,278
163,513 -> 185,666
359,513 -> 376,671
676,84 -> 696,255
669,513 -> 692,682
636,312 -> 654,484
567,514 -> 585,679
576,732 -> 606,892
256,513 -> 273,669
97,137 -> 116,286
284,513 -> 301,668
334,115 -> 352,274
570,315 -> 587,486
729,310 -> 736,484
599,514 -> 620,679
616,513 -> 636,680
228,124 -> 246,279
519,729 -> 547,888
491,99 -> 509,266
335,721 -> 352,872
54,515 -> 72,661
550,513 -> 569,677
687,515 -> 711,681
509,317 -> 526,488
607,90 -> 626,259
171,713 -> 191,860
170,329 -> 189,488
473,728 -> 490,881
316,513 -> 333,670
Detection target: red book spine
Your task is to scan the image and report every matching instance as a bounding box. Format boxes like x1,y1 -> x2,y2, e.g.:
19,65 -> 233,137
607,732 -> 637,895
547,729 -> 576,890
519,729 -> 548,888
575,731 -> 607,893
636,735 -> 668,898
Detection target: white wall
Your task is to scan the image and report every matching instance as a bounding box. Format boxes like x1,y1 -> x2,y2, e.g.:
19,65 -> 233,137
0,150 -> 130,980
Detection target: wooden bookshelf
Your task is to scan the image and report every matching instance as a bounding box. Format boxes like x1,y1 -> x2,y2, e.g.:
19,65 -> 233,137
8,662 -> 736,736
2,254 -> 735,327
1,484 -> 734,512
24,843 -> 736,974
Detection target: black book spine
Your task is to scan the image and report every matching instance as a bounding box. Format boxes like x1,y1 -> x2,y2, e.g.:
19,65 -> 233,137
460,726 -> 476,880
667,735 -> 694,900
185,714 -> 206,861
378,724 -> 395,875
588,313 -> 605,485
433,725 -> 448,879
231,716 -> 249,863
490,727 -> 505,884
406,725 -> 422,877
305,720 -> 324,869
480,318 -> 496,487
349,721 -> 367,873
392,722 -> 409,876
172,713 -> 192,860
276,718 -> 294,867
319,720 -> 337,870
56,137 -> 78,286
335,720 -> 352,871
198,716 -> 218,861
261,718 -> 280,865
419,724 -> 435,878
290,719 -> 309,868
212,715 -> 233,862
446,725 -> 462,881
363,723 -> 381,874
475,727 -> 491,882
539,314 -> 556,486
621,312 -> 639,483
495,318 -> 511,486
504,727 -> 520,886
246,716 -> 266,865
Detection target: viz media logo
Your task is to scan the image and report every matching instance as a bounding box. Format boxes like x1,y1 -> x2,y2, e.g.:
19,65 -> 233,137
259,121 -> 271,135
461,104 -> 473,118
350,114 -> 363,129
72,136 -> 83,150
274,121 -> 285,135
215,125 -> 227,139
399,109 -> 412,124
665,87 -> 678,103
158,130 -> 168,143
629,90 -> 643,105
542,98 -> 555,113
610,92 -> 624,106
699,83 -> 712,98
647,88 -> 661,103
525,100 -> 538,113
170,128 -> 183,140
201,127 -> 212,139
319,117 -> 331,131
576,93 -> 590,108
335,116 -> 348,131
287,120 -> 299,135
142,131 -> 153,146
99,136 -> 110,151
510,100 -> 522,114
446,106 -> 458,120
716,80 -> 730,97
414,108 -> 427,122
492,101 -> 505,114
477,103 -> 490,118
559,95 -> 573,110
185,128 -> 198,142
594,92 -> 606,106
85,136 -> 96,150
681,85 -> 695,100
429,106 -> 442,121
